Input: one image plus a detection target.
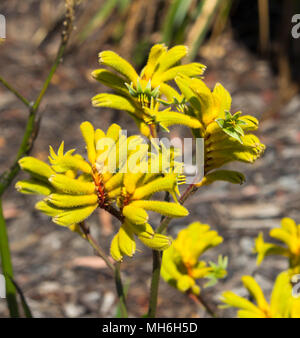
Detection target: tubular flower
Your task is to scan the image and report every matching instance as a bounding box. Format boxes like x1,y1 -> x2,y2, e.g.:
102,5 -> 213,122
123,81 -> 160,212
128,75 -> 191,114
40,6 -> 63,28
254,218 -> 300,272
221,271 -> 300,318
110,143 -> 189,261
91,44 -> 205,136
175,75 -> 265,186
161,222 -> 227,295
16,121 -> 189,261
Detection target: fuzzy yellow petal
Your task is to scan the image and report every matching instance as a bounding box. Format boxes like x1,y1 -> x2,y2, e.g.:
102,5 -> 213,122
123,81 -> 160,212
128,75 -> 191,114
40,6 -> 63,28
118,223 -> 136,257
15,179 -> 53,195
18,157 -> 54,181
110,233 -> 123,262
49,174 -> 95,195
80,121 -> 96,164
129,200 -> 189,218
47,193 -> 98,208
242,276 -> 270,313
53,204 -> 98,226
99,50 -> 139,84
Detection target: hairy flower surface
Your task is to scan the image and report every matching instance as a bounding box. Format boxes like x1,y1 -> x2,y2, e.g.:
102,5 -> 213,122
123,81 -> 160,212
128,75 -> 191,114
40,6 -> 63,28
175,75 -> 265,186
161,222 -> 226,295
16,121 -> 189,261
254,217 -> 300,272
91,44 -> 204,136
221,271 -> 300,318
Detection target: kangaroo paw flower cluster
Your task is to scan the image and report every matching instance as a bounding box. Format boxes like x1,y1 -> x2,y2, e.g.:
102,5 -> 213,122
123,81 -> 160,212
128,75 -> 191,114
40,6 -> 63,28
254,217 -> 300,273
161,222 -> 226,295
175,75 -> 265,186
92,44 -> 204,137
221,271 -> 300,318
16,121 -> 189,261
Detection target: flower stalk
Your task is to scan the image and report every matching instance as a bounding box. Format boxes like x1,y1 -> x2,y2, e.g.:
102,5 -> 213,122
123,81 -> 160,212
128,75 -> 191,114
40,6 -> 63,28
114,262 -> 128,318
79,222 -> 114,272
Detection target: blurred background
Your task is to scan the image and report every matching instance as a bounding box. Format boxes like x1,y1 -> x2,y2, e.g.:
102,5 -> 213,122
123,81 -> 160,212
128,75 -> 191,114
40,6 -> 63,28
0,0 -> 300,317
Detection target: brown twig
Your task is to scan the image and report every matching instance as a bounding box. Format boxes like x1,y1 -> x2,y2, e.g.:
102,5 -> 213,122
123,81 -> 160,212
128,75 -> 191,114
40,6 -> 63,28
188,292 -> 217,318
79,222 -> 114,272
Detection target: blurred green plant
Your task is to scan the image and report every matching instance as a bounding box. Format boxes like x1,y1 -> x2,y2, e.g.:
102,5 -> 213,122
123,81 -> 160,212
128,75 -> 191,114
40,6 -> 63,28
0,0 -> 76,318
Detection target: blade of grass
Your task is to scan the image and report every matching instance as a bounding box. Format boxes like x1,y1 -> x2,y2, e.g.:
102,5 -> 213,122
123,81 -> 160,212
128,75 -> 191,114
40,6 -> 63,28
115,280 -> 130,318
186,0 -> 222,61
258,0 -> 270,55
0,1 -> 76,318
210,0 -> 232,41
162,0 -> 193,45
114,262 -> 128,318
78,0 -> 118,43
10,277 -> 33,318
0,199 -> 19,317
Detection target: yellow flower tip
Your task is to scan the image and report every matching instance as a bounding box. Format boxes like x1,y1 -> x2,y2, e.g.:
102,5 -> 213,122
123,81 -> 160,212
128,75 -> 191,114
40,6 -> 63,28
48,175 -> 55,183
122,205 -> 148,225
117,224 -> 136,258
191,284 -> 200,296
18,156 -> 54,180
80,121 -> 96,164
110,233 -> 123,262
139,233 -> 172,251
91,69 -> 100,79
15,179 -> 53,196
177,275 -> 195,293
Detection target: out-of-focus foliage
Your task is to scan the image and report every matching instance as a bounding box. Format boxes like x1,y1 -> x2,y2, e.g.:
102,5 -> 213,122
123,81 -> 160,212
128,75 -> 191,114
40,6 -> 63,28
221,271 -> 300,318
254,217 -> 300,274
161,222 -> 227,295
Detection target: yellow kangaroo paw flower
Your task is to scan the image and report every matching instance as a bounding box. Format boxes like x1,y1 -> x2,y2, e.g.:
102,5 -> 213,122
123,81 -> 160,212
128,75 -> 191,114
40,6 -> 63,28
47,193 -> 98,208
49,174 -> 95,195
15,179 -> 53,195
53,204 -> 98,226
18,156 -> 54,181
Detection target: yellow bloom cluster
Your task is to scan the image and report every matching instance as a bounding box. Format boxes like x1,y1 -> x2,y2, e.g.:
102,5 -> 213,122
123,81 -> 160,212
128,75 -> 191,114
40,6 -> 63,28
221,271 -> 300,318
91,44 -> 204,136
16,121 -> 190,261
92,43 -> 265,186
175,75 -> 265,186
161,222 -> 226,295
254,217 -> 300,272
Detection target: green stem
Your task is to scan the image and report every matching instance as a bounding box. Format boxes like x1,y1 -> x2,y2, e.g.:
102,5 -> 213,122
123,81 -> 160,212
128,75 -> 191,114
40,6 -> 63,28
32,43 -> 66,112
147,250 -> 162,318
147,184 -> 198,317
0,199 -> 19,317
79,223 -> 128,317
0,2 -> 75,318
0,76 -> 31,108
114,262 -> 128,318
0,3 -> 74,197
